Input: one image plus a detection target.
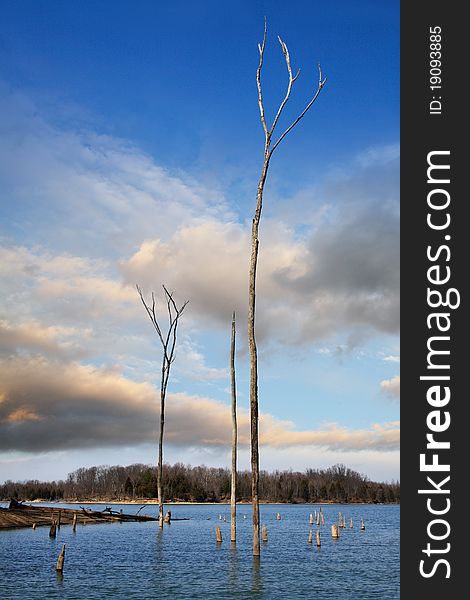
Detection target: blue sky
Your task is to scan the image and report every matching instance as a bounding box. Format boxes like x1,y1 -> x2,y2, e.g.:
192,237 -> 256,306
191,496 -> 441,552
0,1 -> 399,483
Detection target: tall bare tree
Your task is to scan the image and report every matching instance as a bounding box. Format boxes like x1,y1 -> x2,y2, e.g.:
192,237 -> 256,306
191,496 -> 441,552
137,284 -> 188,527
248,21 -> 327,556
230,311 -> 238,543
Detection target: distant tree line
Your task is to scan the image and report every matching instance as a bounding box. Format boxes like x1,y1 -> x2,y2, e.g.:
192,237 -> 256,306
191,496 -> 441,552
0,463 -> 399,504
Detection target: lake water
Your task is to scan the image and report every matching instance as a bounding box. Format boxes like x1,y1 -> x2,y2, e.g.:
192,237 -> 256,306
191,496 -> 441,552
0,502 -> 399,599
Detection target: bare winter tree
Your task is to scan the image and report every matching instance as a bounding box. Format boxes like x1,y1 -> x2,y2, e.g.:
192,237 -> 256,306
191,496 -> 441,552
248,21 -> 327,556
230,311 -> 237,543
137,284 -> 188,527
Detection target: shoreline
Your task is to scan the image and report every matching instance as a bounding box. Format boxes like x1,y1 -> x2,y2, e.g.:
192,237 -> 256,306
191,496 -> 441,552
3,499 -> 399,506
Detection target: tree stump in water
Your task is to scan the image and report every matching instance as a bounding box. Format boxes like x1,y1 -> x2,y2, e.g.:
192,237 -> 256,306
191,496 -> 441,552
276,512 -> 281,521
72,513 -> 77,533
49,521 -> 57,538
262,526 -> 268,542
331,524 -> 339,539
361,518 -> 365,531
56,544 -> 65,573
350,517 -> 353,529
164,510 -> 171,524
215,525 -> 223,543
309,513 -> 314,525
316,530 -> 321,547
308,529 -> 313,544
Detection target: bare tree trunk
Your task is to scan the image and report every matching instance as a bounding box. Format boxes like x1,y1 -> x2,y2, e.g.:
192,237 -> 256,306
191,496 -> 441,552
230,312 -> 237,543
248,20 -> 326,557
248,160 -> 270,557
158,359 -> 165,527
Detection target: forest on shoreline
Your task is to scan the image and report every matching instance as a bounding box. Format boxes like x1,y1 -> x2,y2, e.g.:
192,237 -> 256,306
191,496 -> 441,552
1,463 -> 399,504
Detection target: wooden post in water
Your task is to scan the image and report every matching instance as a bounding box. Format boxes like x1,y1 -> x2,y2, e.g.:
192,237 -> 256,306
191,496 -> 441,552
276,512 -> 281,521
361,518 -> 365,531
309,513 -> 314,525
331,524 -> 339,539
49,520 -> 57,538
338,512 -> 343,528
321,514 -> 325,525
262,526 -> 268,543
72,513 -> 77,533
316,530 -> 321,547
350,517 -> 353,529
308,529 -> 313,544
164,510 -> 171,524
56,544 -> 65,573
216,525 -> 223,543
32,523 -> 37,530
316,513 -> 320,526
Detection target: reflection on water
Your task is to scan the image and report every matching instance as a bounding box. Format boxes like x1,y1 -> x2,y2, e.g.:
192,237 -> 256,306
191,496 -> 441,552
228,542 -> 239,592
252,555 -> 262,597
0,503 -> 399,599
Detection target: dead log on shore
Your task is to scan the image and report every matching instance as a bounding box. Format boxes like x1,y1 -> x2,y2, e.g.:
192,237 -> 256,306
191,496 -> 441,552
0,502 -> 160,530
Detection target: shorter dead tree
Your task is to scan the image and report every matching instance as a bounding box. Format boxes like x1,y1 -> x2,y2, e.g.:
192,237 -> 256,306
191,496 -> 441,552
137,284 -> 188,527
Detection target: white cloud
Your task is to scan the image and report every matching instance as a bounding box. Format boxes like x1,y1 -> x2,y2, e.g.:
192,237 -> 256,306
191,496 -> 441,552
380,375 -> 400,399
383,355 -> 400,363
0,83 -> 232,260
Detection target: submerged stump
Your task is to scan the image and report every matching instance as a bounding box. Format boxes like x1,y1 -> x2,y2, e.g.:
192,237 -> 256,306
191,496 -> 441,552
56,544 -> 65,573
262,526 -> 268,543
49,521 -> 57,538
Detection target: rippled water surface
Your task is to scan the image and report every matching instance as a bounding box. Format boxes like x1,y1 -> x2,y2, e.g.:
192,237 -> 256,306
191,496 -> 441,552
0,503 -> 399,599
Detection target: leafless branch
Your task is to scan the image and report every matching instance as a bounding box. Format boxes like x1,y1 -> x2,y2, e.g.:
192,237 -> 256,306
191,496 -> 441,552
256,17 -> 268,143
256,22 -> 327,159
269,36 -> 300,138
270,63 -> 327,154
136,284 -> 188,364
136,285 -> 164,346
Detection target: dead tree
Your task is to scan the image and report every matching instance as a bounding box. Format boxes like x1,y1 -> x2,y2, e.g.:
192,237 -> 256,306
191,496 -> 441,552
230,311 -> 238,543
137,284 -> 188,527
248,20 -> 327,556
